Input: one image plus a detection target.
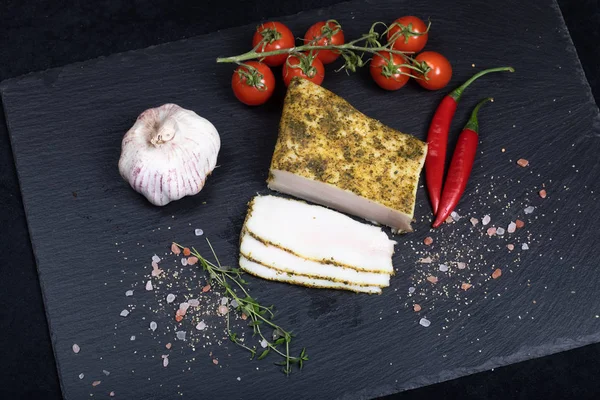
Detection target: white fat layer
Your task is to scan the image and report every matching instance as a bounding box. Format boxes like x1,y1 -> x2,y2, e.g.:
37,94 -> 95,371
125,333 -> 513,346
245,195 -> 395,273
240,233 -> 390,287
239,256 -> 382,294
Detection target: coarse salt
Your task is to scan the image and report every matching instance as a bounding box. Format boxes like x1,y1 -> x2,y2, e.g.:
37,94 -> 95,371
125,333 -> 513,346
419,318 -> 431,327
482,215 -> 491,226
150,321 -> 157,331
166,293 -> 176,303
487,227 -> 497,236
179,302 -> 190,312
220,297 -> 229,306
423,237 -> 433,246
418,257 -> 433,264
196,321 -> 207,331
102,370 -> 110,376
438,264 -> 449,272
516,158 -> 529,167
413,304 -> 422,312
130,335 -> 136,341
461,282 -> 472,291
457,262 -> 467,270
515,219 -> 525,229
218,305 -> 229,315
152,254 -> 161,263
231,300 -> 239,308
171,243 -> 181,255
507,244 -> 515,251
125,290 -> 134,297
188,299 -> 200,307
426,276 -> 438,284
408,287 -> 416,294
110,392 -> 115,397
451,211 -> 460,221
181,258 -> 188,266
176,331 -> 186,341
78,373 -> 84,380
470,217 -> 479,227
507,222 -> 517,233
524,206 -> 535,214
195,229 -> 204,236
92,381 -> 101,387
539,189 -> 547,198
492,269 -> 502,279
496,227 -> 506,236
187,256 -> 199,265
260,339 -> 268,348
120,309 -> 130,317
72,344 -> 80,354
163,357 -> 169,367
145,280 -> 153,291
165,343 -> 172,349
522,243 -> 530,250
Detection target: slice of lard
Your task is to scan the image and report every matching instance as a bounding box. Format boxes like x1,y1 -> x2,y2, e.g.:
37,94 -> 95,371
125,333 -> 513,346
267,78 -> 427,232
239,256 -> 382,294
243,195 -> 395,274
240,233 -> 390,288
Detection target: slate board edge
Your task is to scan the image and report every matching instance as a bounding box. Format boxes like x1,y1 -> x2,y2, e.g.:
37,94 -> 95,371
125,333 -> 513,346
0,100 -> 68,399
348,332 -> 600,400
1,0 -> 599,398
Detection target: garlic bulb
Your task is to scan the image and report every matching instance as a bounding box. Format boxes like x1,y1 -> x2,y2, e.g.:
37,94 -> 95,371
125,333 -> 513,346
119,103 -> 220,206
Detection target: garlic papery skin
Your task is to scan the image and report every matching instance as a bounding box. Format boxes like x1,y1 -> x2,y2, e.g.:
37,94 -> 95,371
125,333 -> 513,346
118,103 -> 220,206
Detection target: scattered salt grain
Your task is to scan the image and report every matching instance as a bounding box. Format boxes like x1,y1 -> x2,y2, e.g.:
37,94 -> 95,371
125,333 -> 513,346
237,377 -> 241,381
187,256 -> 198,265
516,158 -> 529,167
145,280 -> 153,291
218,305 -> 229,315
179,302 -> 190,312
507,244 -> 515,251
188,299 -> 200,307
470,217 -> 479,226
451,211 -> 460,221
507,222 -> 517,233
72,344 -> 80,354
176,331 -> 186,341
408,287 -> 416,294
130,335 -> 136,341
166,294 -> 176,303
110,392 -> 115,397
457,262 -> 467,270
152,255 -> 161,263
102,370 -> 110,376
196,321 -> 207,331
150,321 -> 157,332
418,257 -> 433,264
524,206 -> 535,214
260,339 -> 268,348
163,357 -> 169,367
125,290 -> 134,297
482,215 -> 491,226
496,227 -> 506,236
426,276 -> 438,284
492,269 -> 502,279
195,229 -> 204,236
181,258 -> 188,266
413,304 -> 422,312
92,381 -> 101,387
120,309 -> 129,317
487,227 -> 497,236
522,243 -> 530,250
438,264 -> 449,272
78,373 -> 84,380
171,243 -> 181,255
419,318 -> 431,327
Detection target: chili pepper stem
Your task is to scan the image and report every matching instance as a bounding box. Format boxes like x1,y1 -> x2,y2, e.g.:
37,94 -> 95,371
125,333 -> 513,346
464,97 -> 493,132
449,67 -> 514,102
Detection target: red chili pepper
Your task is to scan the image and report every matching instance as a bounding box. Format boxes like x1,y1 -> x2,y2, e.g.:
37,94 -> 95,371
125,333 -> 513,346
425,67 -> 514,214
432,97 -> 493,228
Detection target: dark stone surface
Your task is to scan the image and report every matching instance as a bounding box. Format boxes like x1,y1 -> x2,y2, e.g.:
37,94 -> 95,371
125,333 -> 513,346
0,0 -> 599,399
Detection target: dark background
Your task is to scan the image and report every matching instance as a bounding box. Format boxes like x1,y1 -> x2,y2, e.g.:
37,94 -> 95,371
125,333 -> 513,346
1,0 -> 599,399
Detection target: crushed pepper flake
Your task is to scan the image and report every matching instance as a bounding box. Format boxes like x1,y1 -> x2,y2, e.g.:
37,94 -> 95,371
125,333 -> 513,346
165,343 -> 172,349
461,283 -> 472,291
92,381 -> 101,387
539,189 -> 547,198
487,227 -> 497,237
187,256 -> 199,265
515,219 -> 525,229
517,158 -> 529,167
426,276 -> 438,284
492,269 -> 502,279
413,304 -> 422,312
202,285 -> 211,293
183,247 -> 191,256
175,315 -> 183,322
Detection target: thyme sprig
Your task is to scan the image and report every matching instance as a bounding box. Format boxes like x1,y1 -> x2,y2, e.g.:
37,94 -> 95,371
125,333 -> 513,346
173,239 -> 308,375
217,20 -> 430,77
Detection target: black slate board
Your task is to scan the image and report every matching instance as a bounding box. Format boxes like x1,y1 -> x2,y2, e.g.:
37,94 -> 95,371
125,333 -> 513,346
2,0 -> 600,398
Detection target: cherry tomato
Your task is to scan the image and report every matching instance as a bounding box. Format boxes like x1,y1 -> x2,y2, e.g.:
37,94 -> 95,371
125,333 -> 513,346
252,21 -> 295,66
231,61 -> 275,106
387,16 -> 429,53
369,52 -> 410,91
303,21 -> 345,64
414,51 -> 452,90
282,53 -> 325,87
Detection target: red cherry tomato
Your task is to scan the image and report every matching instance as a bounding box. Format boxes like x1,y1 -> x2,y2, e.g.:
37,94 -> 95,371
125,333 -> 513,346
414,51 -> 452,90
369,52 -> 410,91
252,21 -> 295,67
387,16 -> 429,53
282,53 -> 325,86
304,20 -> 345,64
231,61 -> 275,106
